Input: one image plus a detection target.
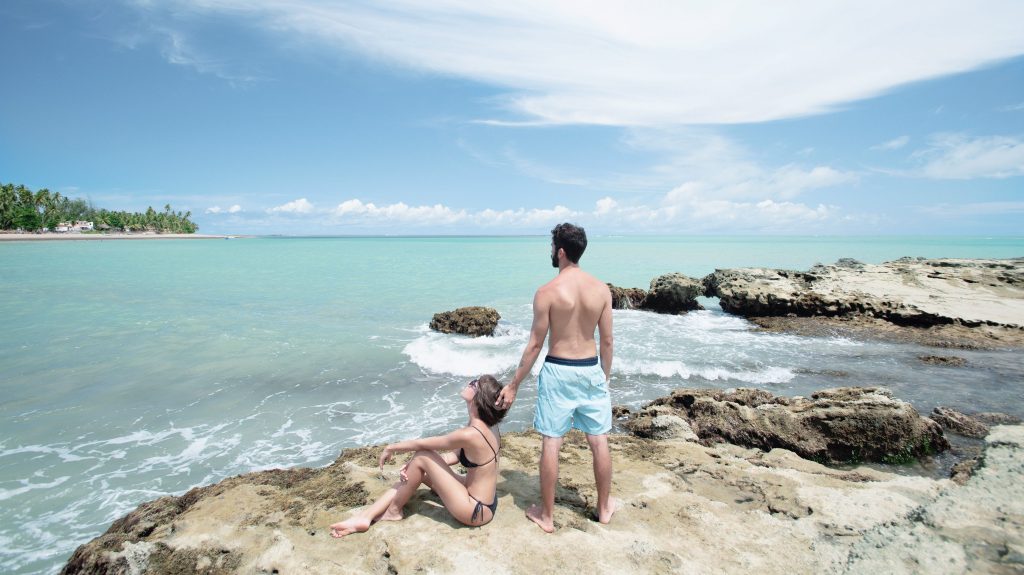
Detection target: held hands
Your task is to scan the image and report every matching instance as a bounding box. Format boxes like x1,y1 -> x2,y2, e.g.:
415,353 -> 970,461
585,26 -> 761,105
495,384 -> 518,410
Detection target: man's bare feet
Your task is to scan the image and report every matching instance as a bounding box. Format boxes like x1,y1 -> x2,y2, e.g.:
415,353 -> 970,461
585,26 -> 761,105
597,497 -> 621,524
526,504 -> 555,533
329,516 -> 371,538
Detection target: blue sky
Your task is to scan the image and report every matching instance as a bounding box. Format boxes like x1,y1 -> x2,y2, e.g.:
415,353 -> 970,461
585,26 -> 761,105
2,1 -> 1023,235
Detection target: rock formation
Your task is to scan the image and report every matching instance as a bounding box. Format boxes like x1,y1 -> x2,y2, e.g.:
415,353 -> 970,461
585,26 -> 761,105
429,306 -> 500,337
930,407 -> 990,438
59,419 -> 1024,575
702,258 -> 1024,329
607,284 -> 647,310
627,387 -> 949,464
640,273 -> 705,314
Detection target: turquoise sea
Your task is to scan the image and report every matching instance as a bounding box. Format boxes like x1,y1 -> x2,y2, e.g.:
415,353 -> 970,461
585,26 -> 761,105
2,235 -> 1023,574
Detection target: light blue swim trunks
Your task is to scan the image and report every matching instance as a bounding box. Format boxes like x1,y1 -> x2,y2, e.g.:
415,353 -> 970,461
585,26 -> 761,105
534,355 -> 612,437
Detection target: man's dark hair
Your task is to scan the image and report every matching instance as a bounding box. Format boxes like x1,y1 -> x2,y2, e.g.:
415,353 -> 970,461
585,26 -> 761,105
473,375 -> 509,427
551,222 -> 588,264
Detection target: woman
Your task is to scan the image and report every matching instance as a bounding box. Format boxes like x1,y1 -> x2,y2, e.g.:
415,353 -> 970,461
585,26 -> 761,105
330,375 -> 509,537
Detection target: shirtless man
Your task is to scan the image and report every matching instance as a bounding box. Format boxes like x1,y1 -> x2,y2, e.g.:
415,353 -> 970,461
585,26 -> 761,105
495,222 -> 616,533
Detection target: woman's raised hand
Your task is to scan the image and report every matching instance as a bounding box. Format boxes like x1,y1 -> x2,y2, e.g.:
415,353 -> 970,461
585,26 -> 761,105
378,446 -> 395,471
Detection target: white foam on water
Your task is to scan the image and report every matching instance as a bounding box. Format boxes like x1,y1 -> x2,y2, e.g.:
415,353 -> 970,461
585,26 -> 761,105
402,322 -> 528,377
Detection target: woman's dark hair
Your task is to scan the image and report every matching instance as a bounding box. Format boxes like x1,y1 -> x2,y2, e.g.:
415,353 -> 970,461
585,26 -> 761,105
473,374 -> 509,427
551,222 -> 587,263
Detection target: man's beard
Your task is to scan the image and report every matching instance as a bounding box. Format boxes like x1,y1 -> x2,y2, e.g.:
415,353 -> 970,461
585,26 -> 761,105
551,251 -> 559,268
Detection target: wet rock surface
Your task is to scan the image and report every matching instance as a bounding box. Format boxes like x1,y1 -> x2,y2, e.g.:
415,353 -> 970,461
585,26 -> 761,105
429,306 -> 500,337
702,257 -> 1024,331
607,284 -> 647,310
640,272 -> 705,314
628,386 -> 949,464
930,407 -> 990,439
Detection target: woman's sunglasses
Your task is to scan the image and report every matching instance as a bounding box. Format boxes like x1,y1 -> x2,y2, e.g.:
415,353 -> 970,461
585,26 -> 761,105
467,379 -> 479,390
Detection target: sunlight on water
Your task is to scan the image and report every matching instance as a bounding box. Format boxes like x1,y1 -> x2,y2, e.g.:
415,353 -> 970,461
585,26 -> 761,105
1,236 -> 1022,574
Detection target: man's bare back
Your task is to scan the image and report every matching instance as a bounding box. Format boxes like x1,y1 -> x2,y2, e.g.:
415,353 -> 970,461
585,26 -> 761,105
538,267 -> 611,363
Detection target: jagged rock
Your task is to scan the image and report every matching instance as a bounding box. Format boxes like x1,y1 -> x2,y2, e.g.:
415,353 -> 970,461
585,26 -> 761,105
61,462 -> 368,574
632,386 -> 949,464
429,306 -> 500,337
641,273 -> 705,314
950,456 -> 982,485
607,284 -> 647,310
974,412 -> 1022,426
627,405 -> 699,441
930,407 -> 990,438
611,405 -> 632,419
918,355 -> 967,366
702,258 -> 1024,330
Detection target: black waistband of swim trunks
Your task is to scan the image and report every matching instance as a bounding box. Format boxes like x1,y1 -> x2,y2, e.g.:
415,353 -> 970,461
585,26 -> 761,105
544,355 -> 599,367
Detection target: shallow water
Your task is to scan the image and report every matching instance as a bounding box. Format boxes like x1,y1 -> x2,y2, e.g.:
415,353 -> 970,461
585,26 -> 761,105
1,236 -> 1022,574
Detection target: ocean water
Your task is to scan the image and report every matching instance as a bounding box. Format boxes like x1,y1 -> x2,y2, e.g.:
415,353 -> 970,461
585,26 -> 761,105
1,235 -> 1023,574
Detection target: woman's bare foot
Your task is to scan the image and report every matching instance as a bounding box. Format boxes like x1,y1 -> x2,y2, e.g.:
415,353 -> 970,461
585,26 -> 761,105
377,506 -> 404,522
597,498 -> 621,524
526,504 -> 555,533
329,515 -> 371,538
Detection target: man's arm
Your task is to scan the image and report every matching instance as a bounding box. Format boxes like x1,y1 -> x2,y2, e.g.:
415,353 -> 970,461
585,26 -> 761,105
495,290 -> 550,409
598,286 -> 613,382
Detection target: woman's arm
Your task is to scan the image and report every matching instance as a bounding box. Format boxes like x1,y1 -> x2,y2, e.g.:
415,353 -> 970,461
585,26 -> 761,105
379,428 -> 471,469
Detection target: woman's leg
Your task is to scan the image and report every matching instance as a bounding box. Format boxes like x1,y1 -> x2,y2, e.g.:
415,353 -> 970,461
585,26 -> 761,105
329,483 -> 402,538
389,450 -> 484,525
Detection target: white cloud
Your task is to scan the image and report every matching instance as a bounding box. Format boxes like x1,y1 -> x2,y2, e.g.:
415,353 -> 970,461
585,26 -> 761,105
873,136 -> 910,150
998,102 -> 1024,112
331,199 -> 467,225
131,1 -> 1024,125
268,198 -> 315,214
914,134 -> 1024,179
206,204 -> 242,214
595,197 -> 617,215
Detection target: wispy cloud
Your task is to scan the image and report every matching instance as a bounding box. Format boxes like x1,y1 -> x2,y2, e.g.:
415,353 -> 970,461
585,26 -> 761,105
206,204 -> 242,214
125,1 -> 1024,125
872,136 -> 910,150
998,102 -> 1024,112
919,201 -> 1024,217
912,134 -> 1024,179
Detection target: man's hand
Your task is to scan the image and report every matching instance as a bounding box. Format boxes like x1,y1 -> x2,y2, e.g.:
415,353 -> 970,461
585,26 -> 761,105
495,384 -> 518,410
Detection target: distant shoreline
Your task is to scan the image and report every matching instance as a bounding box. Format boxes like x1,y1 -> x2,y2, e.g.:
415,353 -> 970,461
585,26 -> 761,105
0,232 -> 235,241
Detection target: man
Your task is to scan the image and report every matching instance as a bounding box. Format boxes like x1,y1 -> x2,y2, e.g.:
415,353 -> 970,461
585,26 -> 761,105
495,222 -> 616,533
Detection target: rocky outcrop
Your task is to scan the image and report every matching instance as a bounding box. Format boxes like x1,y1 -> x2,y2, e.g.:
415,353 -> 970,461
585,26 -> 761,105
640,273 -> 705,314
429,306 -> 500,337
702,258 -> 1024,330
930,407 -> 990,438
627,386 -> 949,464
607,284 -> 647,310
60,420 -> 1024,575
61,456 -> 370,574
844,425 -> 1024,574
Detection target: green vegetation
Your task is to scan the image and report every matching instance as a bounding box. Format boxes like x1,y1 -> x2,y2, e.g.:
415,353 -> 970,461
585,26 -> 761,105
0,182 -> 197,234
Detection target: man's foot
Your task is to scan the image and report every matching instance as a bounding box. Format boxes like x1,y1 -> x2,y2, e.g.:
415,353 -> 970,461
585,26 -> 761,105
526,504 -> 555,533
377,506 -> 404,522
597,498 -> 621,524
329,516 -> 371,538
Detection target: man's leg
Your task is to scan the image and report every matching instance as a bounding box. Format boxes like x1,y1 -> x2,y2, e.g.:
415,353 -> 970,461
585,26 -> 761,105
586,433 -> 617,524
526,434 -> 563,533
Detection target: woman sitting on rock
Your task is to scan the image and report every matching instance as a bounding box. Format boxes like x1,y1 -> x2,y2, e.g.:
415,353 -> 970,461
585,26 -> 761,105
330,375 -> 509,537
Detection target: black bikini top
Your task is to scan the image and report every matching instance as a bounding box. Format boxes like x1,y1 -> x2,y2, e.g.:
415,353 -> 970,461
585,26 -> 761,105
458,425 -> 499,468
